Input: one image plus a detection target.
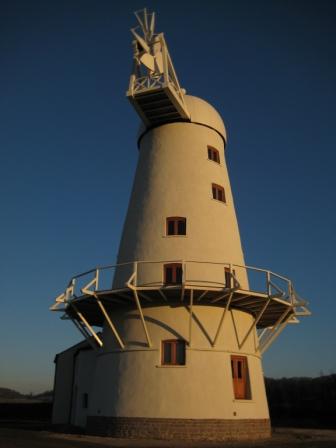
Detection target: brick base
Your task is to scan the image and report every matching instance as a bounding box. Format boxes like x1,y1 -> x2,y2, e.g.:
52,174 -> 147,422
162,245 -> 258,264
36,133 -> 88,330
86,416 -> 271,441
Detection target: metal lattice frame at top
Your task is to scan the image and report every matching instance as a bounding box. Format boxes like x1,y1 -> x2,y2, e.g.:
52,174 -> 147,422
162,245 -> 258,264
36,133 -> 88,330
126,9 -> 190,126
51,260 -> 311,355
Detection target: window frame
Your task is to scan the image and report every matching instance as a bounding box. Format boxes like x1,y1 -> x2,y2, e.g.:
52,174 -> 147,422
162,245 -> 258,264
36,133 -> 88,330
166,217 -> 187,236
161,339 -> 186,366
164,263 -> 183,285
207,146 -> 220,164
212,183 -> 226,203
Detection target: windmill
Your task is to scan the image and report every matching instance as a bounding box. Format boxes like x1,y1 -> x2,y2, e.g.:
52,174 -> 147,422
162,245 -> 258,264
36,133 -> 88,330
51,9 -> 310,440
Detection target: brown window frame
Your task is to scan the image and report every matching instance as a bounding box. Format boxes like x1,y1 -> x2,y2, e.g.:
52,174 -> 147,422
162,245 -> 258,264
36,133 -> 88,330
161,339 -> 186,366
207,146 -> 220,163
231,355 -> 251,400
212,183 -> 226,203
166,217 -> 186,236
164,263 -> 183,285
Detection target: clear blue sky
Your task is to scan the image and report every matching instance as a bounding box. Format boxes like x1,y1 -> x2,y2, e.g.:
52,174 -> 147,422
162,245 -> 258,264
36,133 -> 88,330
1,0 -> 335,393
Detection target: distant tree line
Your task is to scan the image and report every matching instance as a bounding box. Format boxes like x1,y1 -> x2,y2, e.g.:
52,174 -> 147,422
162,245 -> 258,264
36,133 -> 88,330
0,388 -> 52,402
0,388 -> 53,421
265,375 -> 336,428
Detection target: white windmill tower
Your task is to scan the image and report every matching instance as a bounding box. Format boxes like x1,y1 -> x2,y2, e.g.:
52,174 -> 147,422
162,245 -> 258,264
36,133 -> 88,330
51,9 -> 310,440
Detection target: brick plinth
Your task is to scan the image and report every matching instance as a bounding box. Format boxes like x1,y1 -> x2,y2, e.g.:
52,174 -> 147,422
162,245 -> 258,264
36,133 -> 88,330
86,416 -> 271,441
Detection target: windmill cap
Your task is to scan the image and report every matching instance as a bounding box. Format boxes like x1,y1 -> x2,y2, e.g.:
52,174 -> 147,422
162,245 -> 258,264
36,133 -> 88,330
184,95 -> 227,144
137,94 -> 227,146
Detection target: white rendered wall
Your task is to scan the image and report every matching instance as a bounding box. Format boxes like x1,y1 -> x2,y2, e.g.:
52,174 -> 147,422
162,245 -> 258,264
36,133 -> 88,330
52,344 -> 96,426
71,349 -> 97,427
52,349 -> 76,424
114,105 -> 248,289
91,96 -> 269,422
89,305 -> 269,420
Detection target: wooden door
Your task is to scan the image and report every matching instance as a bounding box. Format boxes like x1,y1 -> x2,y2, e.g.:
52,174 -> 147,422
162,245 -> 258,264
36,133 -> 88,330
231,355 -> 248,399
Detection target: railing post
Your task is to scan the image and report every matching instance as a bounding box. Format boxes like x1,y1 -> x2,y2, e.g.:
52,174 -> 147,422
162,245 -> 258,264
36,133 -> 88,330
267,271 -> 271,296
188,289 -> 194,347
161,36 -> 169,85
134,261 -> 138,288
229,263 -> 232,288
66,278 -> 75,302
289,281 -> 294,304
180,260 -> 186,302
95,268 -> 99,292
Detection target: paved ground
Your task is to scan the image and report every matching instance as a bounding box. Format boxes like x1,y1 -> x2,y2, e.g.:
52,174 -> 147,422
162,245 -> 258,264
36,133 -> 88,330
1,426 -> 336,448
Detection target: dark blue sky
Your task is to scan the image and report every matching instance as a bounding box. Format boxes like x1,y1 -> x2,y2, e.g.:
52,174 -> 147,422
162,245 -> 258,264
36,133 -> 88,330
1,0 -> 335,393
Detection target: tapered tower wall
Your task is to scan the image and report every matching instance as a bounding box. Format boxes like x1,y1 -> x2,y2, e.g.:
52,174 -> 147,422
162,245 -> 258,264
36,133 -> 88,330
86,96 -> 270,439
114,95 -> 249,290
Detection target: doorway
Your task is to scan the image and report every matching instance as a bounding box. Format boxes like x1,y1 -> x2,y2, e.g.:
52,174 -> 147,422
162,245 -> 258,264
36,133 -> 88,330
231,355 -> 251,399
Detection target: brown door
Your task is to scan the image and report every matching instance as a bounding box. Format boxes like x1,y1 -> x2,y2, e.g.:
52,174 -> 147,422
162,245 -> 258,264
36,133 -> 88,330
231,356 -> 248,399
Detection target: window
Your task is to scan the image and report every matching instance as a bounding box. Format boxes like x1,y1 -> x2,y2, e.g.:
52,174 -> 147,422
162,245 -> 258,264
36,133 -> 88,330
164,263 -> 183,285
212,183 -> 226,203
231,356 -> 251,399
166,217 -> 186,236
162,339 -> 186,365
82,393 -> 88,409
208,146 -> 220,163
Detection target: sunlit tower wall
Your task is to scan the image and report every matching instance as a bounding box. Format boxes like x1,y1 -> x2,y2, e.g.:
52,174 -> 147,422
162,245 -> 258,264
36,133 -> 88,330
51,9 -> 310,441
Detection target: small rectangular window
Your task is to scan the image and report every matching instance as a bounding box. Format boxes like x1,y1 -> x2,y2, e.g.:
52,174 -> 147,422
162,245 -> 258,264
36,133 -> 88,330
231,356 -> 251,400
82,393 -> 88,409
166,217 -> 187,235
164,263 -> 183,285
208,146 -> 220,163
212,183 -> 226,203
162,340 -> 186,365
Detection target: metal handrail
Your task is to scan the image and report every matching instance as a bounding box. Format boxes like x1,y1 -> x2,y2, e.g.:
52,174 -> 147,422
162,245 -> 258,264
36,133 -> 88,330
51,259 -> 310,355
51,260 -> 297,311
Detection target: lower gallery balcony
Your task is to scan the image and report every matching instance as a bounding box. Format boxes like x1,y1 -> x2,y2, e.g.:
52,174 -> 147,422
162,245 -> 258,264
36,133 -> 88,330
50,260 -> 310,354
